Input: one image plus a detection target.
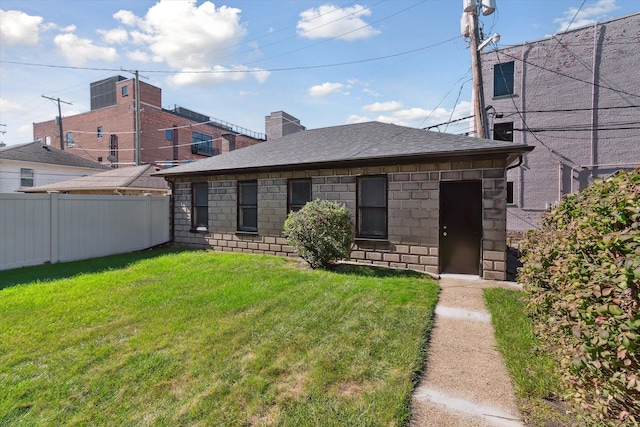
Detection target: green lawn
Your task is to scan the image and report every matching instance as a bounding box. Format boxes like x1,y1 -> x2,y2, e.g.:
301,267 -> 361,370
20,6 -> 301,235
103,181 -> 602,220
1,250 -> 438,426
484,288 -> 574,427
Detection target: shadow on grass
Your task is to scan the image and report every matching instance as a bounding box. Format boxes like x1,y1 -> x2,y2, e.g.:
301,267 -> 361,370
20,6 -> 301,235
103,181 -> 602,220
329,263 -> 430,279
0,247 -> 190,291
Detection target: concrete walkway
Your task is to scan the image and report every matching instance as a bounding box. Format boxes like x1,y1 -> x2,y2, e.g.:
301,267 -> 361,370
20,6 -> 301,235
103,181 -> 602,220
410,275 -> 524,427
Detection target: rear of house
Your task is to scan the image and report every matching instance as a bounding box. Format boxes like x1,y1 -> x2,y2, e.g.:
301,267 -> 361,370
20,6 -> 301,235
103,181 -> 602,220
157,121 -> 532,280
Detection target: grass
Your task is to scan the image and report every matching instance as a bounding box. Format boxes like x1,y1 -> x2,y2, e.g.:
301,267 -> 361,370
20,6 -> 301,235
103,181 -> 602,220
1,249 -> 438,426
484,287 -> 575,427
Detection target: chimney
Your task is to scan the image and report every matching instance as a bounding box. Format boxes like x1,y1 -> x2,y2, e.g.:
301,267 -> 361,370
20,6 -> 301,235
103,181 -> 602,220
221,133 -> 236,153
265,111 -> 305,140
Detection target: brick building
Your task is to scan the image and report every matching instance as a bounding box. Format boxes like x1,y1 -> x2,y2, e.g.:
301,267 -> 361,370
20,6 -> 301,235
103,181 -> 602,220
156,121 -> 532,280
33,76 -> 265,168
480,12 -> 640,236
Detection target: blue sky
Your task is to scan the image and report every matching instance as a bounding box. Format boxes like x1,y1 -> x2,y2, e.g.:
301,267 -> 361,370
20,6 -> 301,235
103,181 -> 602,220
0,0 -> 637,145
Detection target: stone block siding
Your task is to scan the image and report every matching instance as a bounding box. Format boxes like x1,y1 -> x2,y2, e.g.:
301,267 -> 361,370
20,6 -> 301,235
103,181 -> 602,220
172,157 -> 509,280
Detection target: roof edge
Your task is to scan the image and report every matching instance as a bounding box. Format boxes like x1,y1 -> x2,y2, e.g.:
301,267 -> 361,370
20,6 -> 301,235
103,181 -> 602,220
155,145 -> 534,179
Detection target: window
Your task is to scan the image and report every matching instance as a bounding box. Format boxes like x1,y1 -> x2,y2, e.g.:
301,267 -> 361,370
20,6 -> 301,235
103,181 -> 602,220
493,122 -> 513,142
192,182 -> 209,230
493,61 -> 514,97
165,129 -> 173,141
357,175 -> 387,239
97,126 -> 103,138
45,136 -> 51,146
238,180 -> 258,232
121,85 -> 128,96
507,181 -> 514,204
288,179 -> 312,212
191,132 -> 216,156
20,168 -> 34,187
66,131 -> 73,147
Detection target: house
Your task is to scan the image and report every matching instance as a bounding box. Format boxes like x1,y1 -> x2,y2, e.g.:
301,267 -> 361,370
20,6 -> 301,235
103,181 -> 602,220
480,12 -> 640,237
0,142 -> 109,193
33,76 -> 266,167
155,119 -> 533,280
19,164 -> 169,196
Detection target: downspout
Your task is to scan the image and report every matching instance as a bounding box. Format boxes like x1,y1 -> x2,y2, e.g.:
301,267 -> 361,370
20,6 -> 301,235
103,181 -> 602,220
590,22 -> 600,177
165,177 -> 175,244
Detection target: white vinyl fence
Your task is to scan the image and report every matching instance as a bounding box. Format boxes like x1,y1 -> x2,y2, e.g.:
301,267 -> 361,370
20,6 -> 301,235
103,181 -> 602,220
0,193 -> 170,271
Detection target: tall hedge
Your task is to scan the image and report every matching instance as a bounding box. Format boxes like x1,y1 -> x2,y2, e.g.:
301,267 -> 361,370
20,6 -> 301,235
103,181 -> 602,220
518,169 -> 639,426
284,199 -> 354,269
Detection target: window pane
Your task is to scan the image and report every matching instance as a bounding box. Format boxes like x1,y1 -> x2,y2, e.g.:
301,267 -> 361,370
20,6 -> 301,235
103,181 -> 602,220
493,122 -> 513,142
195,206 -> 208,227
494,62 -> 514,97
240,207 -> 257,230
290,179 -> 312,206
507,181 -> 514,204
240,181 -> 257,205
194,183 -> 208,205
360,176 -> 386,207
359,208 -> 387,237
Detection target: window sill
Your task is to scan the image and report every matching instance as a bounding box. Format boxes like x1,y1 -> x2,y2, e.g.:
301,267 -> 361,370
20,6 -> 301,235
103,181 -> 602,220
236,230 -> 258,236
492,94 -> 518,100
355,237 -> 389,243
189,227 -> 208,233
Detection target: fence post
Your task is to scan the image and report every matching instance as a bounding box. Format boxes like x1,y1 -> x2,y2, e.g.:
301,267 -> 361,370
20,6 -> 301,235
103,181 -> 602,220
50,192 -> 59,264
146,195 -> 152,248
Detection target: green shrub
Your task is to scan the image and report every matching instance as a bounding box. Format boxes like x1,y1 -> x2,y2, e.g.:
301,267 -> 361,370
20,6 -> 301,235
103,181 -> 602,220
518,169 -> 640,426
284,199 -> 354,269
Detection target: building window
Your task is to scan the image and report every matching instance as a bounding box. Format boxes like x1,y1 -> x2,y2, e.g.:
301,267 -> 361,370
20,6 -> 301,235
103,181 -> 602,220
65,131 -> 73,147
288,179 -> 312,212
507,181 -> 514,204
238,180 -> 258,232
192,182 -> 209,230
493,122 -> 513,142
97,126 -> 103,138
121,85 -> 128,97
20,168 -> 34,187
357,175 -> 387,239
493,61 -> 514,97
166,129 -> 173,141
45,136 -> 51,146
191,132 -> 216,156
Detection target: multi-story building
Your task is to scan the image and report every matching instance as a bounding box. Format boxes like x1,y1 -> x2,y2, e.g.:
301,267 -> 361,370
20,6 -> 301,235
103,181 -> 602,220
480,12 -> 640,237
33,76 -> 265,168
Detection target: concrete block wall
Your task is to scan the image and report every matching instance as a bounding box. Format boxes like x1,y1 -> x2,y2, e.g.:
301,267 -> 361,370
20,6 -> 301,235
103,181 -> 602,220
171,157 -> 509,280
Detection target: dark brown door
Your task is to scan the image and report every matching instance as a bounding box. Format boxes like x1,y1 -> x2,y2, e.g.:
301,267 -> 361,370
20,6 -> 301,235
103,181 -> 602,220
440,181 -> 482,274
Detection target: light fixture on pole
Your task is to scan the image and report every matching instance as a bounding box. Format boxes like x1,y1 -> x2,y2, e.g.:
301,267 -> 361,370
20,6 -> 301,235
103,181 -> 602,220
462,0 -> 497,139
478,33 -> 500,51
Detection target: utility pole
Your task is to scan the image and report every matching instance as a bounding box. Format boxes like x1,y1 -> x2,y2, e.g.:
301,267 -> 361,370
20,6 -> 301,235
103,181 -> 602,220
122,68 -> 146,165
42,95 -> 73,150
134,70 -> 141,165
462,0 -> 496,139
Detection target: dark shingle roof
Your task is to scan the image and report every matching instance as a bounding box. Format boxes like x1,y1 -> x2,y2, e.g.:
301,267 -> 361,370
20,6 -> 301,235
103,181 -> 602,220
0,142 -> 110,170
155,121 -> 532,177
20,165 -> 169,193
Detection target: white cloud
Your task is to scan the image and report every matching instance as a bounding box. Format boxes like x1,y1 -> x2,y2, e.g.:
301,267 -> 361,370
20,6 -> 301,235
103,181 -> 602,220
363,88 -> 379,97
127,49 -> 151,62
308,82 -> 345,97
168,65 -> 270,87
113,10 -> 138,27
108,1 -> 269,87
98,28 -> 128,44
297,4 -> 380,41
0,97 -> 26,114
349,101 -> 473,128
346,114 -> 371,124
554,0 -> 619,32
363,101 -> 402,113
0,9 -> 43,47
54,33 -> 119,66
